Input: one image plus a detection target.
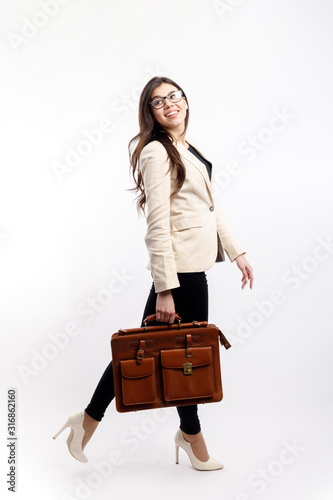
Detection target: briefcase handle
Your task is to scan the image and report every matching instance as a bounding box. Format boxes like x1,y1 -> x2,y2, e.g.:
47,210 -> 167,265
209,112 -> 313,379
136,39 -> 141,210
143,313 -> 182,328
118,314 -> 232,349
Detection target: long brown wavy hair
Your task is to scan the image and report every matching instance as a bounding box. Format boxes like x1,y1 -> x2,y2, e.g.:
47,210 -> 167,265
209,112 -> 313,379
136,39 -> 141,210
128,76 -> 190,216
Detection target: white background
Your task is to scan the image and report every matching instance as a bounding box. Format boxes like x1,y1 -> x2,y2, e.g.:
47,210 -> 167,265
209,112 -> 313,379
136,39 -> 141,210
1,0 -> 332,499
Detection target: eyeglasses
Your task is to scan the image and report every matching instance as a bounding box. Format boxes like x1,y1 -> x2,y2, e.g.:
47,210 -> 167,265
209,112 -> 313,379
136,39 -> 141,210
149,90 -> 184,109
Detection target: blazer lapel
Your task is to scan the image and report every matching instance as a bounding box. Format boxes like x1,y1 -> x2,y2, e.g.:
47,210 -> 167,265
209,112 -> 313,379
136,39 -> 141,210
185,136 -> 214,164
175,137 -> 214,202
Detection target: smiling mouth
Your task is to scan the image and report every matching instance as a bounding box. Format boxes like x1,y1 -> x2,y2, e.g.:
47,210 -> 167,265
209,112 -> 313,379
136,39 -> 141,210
165,110 -> 179,117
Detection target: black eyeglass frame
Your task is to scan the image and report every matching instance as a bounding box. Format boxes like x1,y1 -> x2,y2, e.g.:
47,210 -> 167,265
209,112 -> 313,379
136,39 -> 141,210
149,90 -> 184,109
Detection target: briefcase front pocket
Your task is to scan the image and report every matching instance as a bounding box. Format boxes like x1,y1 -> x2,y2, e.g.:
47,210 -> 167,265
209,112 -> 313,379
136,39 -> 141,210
160,347 -> 215,401
120,357 -> 157,406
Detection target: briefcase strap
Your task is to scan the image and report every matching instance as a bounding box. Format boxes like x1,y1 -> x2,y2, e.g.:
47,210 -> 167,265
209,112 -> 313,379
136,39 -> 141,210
136,340 -> 146,364
218,330 -> 232,350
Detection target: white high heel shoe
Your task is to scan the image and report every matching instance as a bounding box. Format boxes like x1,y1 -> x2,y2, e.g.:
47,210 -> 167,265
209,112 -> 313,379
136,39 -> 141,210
174,428 -> 224,471
53,411 -> 88,463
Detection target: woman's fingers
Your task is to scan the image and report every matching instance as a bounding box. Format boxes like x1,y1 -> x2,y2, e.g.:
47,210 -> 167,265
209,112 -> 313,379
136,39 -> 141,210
156,291 -> 176,323
241,265 -> 254,289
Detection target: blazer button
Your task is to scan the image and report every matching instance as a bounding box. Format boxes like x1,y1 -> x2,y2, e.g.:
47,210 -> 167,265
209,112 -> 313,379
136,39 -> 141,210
209,206 -> 214,211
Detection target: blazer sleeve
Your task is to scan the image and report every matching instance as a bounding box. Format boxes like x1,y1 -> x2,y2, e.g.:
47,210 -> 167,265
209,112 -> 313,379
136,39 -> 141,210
213,197 -> 247,262
211,166 -> 246,262
139,141 -> 180,293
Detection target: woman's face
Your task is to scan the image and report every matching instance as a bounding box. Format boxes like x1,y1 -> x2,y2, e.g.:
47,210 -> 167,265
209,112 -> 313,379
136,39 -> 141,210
150,83 -> 188,132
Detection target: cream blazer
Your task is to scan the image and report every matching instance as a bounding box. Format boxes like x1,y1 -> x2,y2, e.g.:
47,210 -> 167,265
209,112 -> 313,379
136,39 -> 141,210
138,136 -> 246,293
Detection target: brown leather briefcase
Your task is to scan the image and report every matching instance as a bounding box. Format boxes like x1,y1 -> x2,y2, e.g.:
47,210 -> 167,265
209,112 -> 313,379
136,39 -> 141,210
111,313 -> 232,413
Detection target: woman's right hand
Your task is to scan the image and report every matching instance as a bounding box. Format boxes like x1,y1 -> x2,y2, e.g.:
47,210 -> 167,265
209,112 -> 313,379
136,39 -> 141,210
156,290 -> 176,324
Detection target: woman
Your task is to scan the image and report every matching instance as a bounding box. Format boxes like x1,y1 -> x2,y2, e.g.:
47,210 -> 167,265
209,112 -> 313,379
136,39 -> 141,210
53,76 -> 254,471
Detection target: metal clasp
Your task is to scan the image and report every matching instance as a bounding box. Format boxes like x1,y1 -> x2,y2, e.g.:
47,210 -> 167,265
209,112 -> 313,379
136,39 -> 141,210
183,361 -> 192,375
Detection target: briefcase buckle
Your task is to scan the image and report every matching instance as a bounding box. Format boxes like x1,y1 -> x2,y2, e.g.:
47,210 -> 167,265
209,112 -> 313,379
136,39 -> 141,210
136,340 -> 146,361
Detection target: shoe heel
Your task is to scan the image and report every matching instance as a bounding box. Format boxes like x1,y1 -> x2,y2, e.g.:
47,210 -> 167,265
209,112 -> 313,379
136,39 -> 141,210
52,418 -> 70,440
174,428 -> 224,471
175,443 -> 179,464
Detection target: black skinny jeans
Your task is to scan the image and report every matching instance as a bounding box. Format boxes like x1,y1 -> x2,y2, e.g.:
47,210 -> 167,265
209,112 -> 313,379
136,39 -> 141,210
85,271 -> 209,435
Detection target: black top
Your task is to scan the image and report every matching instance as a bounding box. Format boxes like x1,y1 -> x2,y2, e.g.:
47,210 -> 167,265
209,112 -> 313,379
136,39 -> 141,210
187,144 -> 212,181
